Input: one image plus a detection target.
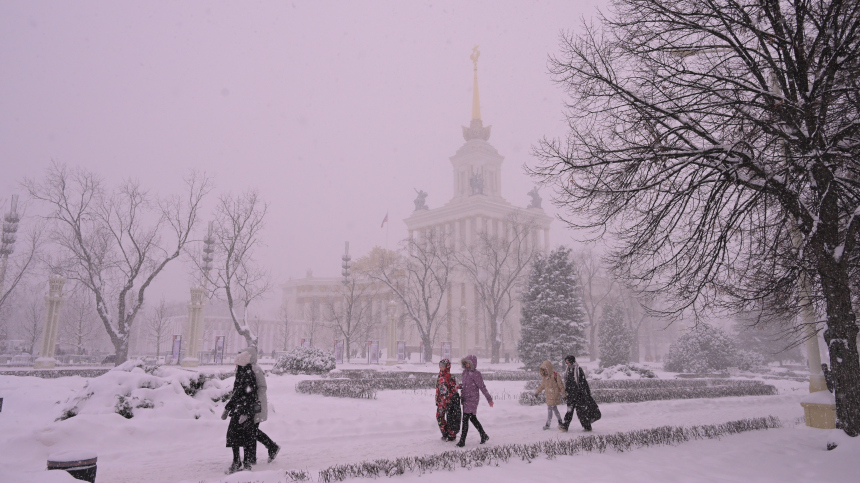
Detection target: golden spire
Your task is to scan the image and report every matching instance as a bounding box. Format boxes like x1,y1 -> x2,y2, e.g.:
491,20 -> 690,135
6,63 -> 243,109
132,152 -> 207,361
470,45 -> 481,121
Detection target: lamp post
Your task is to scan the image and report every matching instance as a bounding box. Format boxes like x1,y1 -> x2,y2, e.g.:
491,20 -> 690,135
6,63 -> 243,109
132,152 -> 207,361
387,299 -> 397,364
182,221 -> 215,367
0,195 -> 21,299
459,305 -> 467,359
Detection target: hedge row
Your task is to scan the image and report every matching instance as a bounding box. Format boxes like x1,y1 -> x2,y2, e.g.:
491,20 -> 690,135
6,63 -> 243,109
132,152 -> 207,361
0,368 -> 110,379
295,379 -> 378,399
331,369 -> 540,382
524,378 -> 769,391
520,383 -> 777,406
307,416 -> 782,482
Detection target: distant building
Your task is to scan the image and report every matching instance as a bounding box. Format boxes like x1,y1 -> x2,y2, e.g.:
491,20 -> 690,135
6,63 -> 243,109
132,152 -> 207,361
281,49 -> 551,360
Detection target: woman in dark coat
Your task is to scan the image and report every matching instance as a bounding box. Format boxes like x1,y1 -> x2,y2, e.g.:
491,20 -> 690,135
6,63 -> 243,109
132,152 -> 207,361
222,351 -> 260,474
560,355 -> 594,432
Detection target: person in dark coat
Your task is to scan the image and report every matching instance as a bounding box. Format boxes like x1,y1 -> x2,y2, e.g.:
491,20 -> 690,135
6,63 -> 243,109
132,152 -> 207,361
456,355 -> 493,447
435,358 -> 459,441
822,363 -> 834,393
222,351 -> 260,474
240,347 -> 281,465
560,355 -> 592,432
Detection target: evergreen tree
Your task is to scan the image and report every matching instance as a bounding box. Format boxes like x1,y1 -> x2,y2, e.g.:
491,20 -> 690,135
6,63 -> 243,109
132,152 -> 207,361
517,246 -> 587,371
598,303 -> 631,368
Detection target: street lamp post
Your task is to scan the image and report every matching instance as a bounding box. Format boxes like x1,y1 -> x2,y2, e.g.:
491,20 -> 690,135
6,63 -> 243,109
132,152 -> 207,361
459,305 -> 467,359
0,195 -> 21,299
387,299 -> 397,364
182,221 -> 215,367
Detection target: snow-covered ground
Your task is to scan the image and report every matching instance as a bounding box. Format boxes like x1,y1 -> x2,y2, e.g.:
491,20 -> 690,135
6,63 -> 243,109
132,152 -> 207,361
0,360 -> 855,483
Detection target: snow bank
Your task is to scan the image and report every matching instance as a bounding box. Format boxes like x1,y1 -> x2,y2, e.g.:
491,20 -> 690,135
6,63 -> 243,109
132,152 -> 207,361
56,360 -> 232,421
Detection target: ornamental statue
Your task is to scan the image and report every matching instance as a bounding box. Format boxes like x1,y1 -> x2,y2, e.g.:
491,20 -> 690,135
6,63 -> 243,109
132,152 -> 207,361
413,189 -> 429,211
527,187 -> 542,209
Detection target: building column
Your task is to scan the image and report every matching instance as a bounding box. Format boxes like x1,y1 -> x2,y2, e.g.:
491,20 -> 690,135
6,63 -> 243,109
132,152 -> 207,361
34,276 -> 65,369
544,228 -> 550,251
182,287 -> 205,367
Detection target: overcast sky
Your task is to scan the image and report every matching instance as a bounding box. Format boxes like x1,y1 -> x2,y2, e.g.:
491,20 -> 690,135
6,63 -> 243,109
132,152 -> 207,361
1,1 -> 604,313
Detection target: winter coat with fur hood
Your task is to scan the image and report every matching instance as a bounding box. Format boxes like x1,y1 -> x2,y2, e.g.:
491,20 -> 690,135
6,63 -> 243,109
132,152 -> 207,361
459,355 -> 492,414
535,360 -> 566,406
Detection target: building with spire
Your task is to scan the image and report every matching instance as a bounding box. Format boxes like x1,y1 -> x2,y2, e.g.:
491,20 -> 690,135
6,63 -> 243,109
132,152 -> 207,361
280,48 -> 551,361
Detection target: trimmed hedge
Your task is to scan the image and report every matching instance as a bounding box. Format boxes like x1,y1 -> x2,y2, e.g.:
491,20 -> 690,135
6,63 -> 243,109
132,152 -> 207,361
0,369 -> 110,379
314,416 -> 782,482
524,377 -> 769,391
520,380 -> 777,406
295,379 -> 378,399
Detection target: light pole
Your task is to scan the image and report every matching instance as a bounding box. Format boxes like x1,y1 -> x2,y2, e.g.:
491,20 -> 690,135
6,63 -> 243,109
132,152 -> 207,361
387,299 -> 397,364
182,221 -> 215,367
0,195 -> 21,299
459,305 -> 467,359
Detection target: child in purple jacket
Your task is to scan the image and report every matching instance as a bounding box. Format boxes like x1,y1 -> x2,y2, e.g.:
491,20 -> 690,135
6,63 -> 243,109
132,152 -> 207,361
455,355 -> 494,447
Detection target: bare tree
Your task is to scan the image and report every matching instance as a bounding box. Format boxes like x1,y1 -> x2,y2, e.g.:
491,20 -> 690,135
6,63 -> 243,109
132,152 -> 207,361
25,163 -> 211,364
60,288 -> 102,356
573,249 -> 616,361
531,0 -> 860,434
16,287 -> 43,356
324,277 -> 374,362
367,233 -> 454,363
201,190 -> 271,349
456,213 -> 540,363
276,304 -> 296,352
145,298 -> 172,359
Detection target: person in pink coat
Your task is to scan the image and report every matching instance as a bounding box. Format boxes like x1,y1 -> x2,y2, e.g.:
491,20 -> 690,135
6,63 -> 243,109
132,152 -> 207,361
455,355 -> 494,447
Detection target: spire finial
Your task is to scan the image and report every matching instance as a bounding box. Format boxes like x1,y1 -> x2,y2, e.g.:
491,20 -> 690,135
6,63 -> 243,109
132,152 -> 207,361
470,45 -> 481,121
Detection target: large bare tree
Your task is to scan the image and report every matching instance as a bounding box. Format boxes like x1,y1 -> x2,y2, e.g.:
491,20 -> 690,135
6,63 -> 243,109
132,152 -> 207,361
145,298 -> 173,359
573,248 -> 616,361
201,190 -> 271,349
367,234 -> 455,363
456,213 -> 540,363
532,0 -> 860,434
25,163 -> 210,364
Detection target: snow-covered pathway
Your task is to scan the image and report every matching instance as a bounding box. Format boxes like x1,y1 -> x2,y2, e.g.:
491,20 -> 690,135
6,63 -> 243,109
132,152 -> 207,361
0,372 -> 814,483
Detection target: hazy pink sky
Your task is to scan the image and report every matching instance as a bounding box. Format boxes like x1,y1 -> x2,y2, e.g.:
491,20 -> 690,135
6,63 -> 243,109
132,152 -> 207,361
1,1 -> 603,312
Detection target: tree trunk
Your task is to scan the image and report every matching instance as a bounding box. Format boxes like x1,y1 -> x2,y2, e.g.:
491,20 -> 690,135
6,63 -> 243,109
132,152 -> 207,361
817,257 -> 860,436
422,334 -> 433,363
589,324 -> 598,361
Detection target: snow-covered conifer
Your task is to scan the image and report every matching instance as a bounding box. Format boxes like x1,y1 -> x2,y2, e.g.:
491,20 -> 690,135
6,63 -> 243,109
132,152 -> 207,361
517,246 -> 587,371
598,303 -> 631,368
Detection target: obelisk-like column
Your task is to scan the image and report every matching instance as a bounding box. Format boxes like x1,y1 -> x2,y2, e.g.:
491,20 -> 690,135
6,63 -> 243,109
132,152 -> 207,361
181,287 -> 205,367
34,276 -> 65,369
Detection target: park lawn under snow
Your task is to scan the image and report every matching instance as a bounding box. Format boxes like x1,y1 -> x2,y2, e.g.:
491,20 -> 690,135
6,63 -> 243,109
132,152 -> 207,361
0,361 -> 854,483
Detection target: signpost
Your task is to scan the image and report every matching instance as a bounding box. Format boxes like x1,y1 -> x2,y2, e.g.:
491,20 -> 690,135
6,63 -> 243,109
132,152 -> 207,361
396,340 -> 406,363
334,340 -> 344,364
171,335 -> 182,365
441,341 -> 452,361
214,335 -> 225,365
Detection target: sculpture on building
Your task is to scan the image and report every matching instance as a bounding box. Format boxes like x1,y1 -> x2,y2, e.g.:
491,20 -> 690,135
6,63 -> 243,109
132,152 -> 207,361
414,189 -> 429,211
470,171 -> 484,196
527,187 -> 542,209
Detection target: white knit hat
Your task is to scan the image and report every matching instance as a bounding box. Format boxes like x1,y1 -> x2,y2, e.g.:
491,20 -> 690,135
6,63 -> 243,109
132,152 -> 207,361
235,350 -> 252,367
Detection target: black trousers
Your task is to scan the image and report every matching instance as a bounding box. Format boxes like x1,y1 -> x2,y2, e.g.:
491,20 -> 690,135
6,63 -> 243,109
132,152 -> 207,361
246,423 -> 278,463
562,403 -> 591,430
459,412 -> 487,442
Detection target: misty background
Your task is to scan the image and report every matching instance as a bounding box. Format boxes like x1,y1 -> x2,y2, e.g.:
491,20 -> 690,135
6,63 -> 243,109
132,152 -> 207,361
1,1 -> 603,317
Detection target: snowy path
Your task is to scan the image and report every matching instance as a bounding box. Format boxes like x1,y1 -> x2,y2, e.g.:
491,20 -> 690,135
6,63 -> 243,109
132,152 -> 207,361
0,374 -> 811,483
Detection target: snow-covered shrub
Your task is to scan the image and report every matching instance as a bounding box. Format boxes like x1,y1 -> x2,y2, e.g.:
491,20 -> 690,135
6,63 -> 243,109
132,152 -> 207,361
56,360 -> 233,421
734,349 -> 766,371
663,323 -> 738,373
271,346 -> 336,375
591,364 -> 655,379
517,246 -> 588,371
598,304 -> 632,368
